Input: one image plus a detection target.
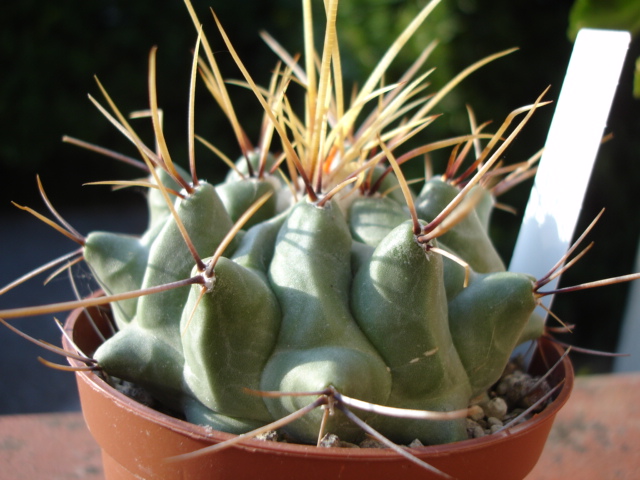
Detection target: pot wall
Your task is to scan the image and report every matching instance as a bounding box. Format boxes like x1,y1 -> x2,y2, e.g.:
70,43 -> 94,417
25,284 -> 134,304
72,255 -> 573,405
64,304 -> 573,480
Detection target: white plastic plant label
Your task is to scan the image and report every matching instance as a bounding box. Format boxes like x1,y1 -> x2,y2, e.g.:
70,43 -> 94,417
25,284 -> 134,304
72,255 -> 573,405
509,28 -> 630,320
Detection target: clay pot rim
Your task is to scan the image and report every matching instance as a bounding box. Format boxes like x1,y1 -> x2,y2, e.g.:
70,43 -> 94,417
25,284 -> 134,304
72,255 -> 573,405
64,301 -> 573,462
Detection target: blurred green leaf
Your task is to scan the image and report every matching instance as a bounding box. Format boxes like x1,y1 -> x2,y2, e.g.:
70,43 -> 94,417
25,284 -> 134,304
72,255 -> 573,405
568,0 -> 640,40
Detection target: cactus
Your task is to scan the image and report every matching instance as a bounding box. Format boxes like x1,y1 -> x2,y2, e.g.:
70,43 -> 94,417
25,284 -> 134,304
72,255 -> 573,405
2,1 -> 640,476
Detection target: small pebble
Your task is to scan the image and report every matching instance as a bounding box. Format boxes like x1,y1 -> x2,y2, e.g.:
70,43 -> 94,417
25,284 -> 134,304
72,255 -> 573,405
489,424 -> 503,434
360,438 -> 387,449
318,433 -> 359,448
487,417 -> 503,428
255,430 -> 280,442
521,380 -> 551,409
319,433 -> 342,448
466,419 -> 485,439
407,439 -> 424,448
495,371 -> 524,395
482,397 -> 508,420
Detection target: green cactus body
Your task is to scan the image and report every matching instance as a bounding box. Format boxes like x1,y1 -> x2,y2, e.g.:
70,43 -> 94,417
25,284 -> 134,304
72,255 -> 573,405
147,166 -> 191,232
94,323 -> 186,411
348,195 -> 408,247
261,200 -> 392,444
437,243 -> 479,301
447,271 -> 537,397
367,165 -> 407,204
136,181 -> 235,349
94,180 -> 237,410
224,150 -> 278,183
181,257 -> 281,430
182,397 -> 268,434
350,240 -> 374,278
84,167 -> 189,329
83,231 -> 152,329
517,311 -> 547,346
416,177 -> 504,273
216,178 -> 278,229
471,184 -> 495,232
230,208 -> 291,280
351,221 -> 471,445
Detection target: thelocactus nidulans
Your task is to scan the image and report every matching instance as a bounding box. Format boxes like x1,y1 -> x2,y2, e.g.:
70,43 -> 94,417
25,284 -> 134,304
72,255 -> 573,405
2,0 -> 637,465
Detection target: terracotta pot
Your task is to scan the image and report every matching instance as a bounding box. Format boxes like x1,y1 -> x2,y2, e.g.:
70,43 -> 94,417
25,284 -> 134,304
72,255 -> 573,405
64,303 -> 573,480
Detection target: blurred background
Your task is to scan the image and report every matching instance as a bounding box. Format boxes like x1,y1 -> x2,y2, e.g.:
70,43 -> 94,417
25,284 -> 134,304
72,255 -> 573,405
1,0 -> 639,414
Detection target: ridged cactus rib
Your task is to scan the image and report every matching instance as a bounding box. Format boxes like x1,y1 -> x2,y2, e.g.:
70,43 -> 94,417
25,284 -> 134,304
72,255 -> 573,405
136,181 -> 235,350
351,221 -> 471,445
231,208 -> 290,280
83,231 -> 150,329
416,177 -> 505,273
181,256 -> 280,423
92,180 -> 239,413
94,323 -> 186,411
448,272 -> 538,396
262,200 -> 392,443
84,168 -> 188,330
